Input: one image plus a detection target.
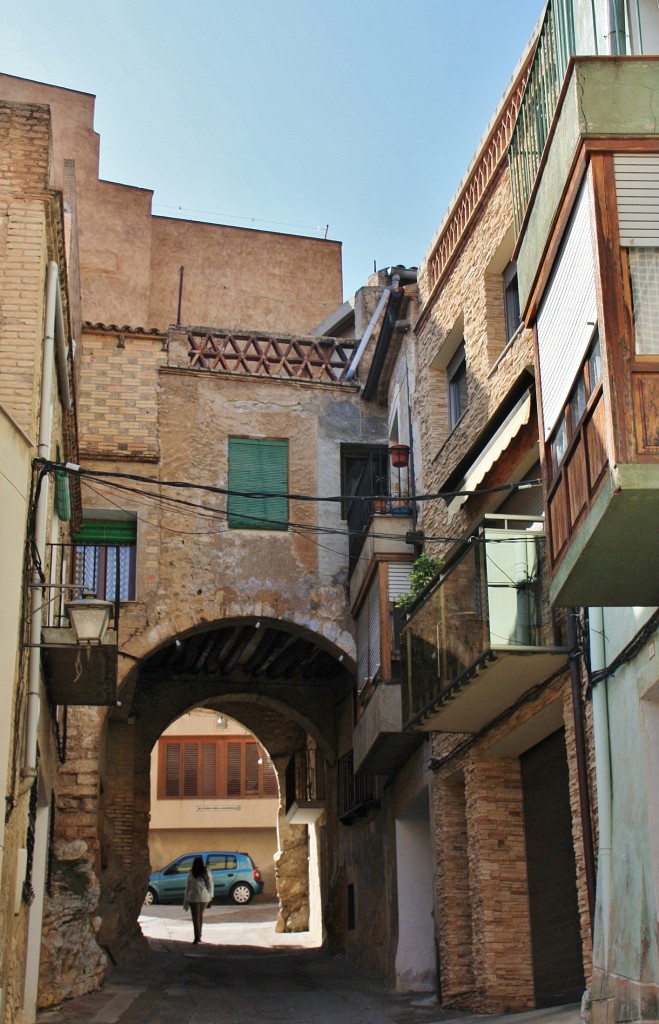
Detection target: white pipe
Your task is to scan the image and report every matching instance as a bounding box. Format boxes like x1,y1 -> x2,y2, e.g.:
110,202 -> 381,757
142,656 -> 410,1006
344,277 -> 399,382
22,261 -> 58,782
590,606 -> 612,968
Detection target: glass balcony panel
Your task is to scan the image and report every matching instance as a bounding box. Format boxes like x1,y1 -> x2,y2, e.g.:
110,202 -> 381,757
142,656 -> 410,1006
402,518 -> 567,732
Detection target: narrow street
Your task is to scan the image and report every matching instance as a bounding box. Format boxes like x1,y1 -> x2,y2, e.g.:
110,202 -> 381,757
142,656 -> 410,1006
36,903 -> 581,1024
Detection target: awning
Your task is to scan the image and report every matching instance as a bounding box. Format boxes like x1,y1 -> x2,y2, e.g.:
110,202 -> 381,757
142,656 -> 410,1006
447,389 -> 533,521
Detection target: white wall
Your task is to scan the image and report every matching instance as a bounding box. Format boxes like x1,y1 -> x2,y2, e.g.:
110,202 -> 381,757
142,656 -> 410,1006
395,807 -> 436,992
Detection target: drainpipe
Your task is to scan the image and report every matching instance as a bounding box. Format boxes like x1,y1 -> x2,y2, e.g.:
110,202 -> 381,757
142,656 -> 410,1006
22,261 -> 58,785
589,606 -> 612,968
605,0 -> 627,55
567,610 -> 596,934
344,275 -> 400,382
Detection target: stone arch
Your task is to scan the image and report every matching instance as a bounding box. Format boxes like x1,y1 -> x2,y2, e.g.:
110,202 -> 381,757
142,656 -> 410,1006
93,612 -> 352,964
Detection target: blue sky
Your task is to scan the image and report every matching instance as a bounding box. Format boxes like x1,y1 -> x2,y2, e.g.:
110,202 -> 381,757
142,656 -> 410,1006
1,0 -> 544,300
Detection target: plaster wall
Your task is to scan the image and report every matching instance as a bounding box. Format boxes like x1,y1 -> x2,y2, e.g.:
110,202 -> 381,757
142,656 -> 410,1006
590,629 -> 659,1020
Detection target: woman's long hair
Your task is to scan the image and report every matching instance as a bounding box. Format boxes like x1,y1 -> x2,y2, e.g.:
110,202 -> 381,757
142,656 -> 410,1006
191,856 -> 206,879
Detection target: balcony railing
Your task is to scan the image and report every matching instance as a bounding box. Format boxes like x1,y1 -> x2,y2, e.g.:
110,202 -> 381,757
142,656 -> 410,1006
509,0 -> 578,234
337,751 -> 381,824
38,542 -> 124,706
285,747 -> 325,823
346,451 -> 411,571
401,516 -> 567,733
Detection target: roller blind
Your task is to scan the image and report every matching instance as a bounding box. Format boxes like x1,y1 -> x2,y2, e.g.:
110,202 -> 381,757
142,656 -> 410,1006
615,153 -> 659,246
73,518 -> 137,544
537,181 -> 597,439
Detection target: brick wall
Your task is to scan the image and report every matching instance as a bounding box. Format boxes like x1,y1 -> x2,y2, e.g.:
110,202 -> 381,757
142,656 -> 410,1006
0,102 -> 52,440
77,328 -> 166,461
465,758 -> 535,1012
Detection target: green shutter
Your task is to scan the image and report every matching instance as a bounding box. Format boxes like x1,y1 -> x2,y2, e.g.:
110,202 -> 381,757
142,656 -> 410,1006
228,438 -> 288,531
55,471 -> 71,521
72,519 -> 137,544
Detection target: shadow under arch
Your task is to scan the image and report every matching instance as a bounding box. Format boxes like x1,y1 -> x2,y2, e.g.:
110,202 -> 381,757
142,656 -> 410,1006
95,614 -> 353,965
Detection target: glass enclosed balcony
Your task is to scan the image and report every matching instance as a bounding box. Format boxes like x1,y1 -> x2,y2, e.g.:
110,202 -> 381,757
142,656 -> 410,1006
401,516 -> 567,734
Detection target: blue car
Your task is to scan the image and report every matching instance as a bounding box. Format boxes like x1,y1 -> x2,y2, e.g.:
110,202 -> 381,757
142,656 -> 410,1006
145,851 -> 264,906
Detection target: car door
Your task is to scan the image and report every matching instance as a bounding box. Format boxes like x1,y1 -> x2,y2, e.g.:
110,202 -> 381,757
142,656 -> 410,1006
159,854 -> 196,902
206,853 -> 238,896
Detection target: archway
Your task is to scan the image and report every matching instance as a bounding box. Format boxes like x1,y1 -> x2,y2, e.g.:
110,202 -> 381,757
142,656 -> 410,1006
94,616 -> 352,963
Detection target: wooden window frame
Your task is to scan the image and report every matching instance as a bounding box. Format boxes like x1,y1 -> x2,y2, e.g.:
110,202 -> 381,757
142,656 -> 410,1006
157,736 -> 278,800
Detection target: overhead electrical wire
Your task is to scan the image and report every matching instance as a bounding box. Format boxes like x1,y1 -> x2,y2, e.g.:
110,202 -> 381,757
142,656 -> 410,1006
38,457 -> 541,507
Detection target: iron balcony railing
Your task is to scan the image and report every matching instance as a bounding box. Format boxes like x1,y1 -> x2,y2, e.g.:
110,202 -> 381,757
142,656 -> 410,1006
509,0 -> 578,234
45,541 -> 134,631
285,747 -> 325,817
510,0 -> 648,232
346,450 -> 411,572
337,750 -> 381,823
401,516 -> 565,727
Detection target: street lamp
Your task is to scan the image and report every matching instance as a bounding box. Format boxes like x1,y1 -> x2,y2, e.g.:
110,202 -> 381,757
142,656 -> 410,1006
64,598 -> 113,645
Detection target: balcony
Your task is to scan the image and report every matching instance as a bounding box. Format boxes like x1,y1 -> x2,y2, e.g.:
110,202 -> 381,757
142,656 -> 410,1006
353,680 -> 421,776
337,751 -> 381,826
285,747 -> 325,825
346,448 -> 415,579
401,516 -> 567,734
38,542 -> 123,706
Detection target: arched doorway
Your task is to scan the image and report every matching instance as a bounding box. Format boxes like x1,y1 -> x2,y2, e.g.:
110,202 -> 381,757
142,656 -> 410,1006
94,616 -> 352,963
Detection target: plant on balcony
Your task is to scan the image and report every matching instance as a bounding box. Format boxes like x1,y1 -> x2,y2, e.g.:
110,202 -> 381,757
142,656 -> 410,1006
395,553 -> 442,611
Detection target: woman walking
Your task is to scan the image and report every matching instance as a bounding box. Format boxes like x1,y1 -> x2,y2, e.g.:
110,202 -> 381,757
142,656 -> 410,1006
183,856 -> 214,944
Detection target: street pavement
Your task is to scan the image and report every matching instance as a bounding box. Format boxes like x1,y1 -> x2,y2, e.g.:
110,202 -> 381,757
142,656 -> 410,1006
36,902 -> 583,1024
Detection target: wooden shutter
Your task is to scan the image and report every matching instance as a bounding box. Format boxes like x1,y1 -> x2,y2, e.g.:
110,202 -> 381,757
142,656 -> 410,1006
227,438 -> 288,530
537,181 -> 598,439
183,743 -> 199,797
263,761 -> 279,797
227,742 -> 242,796
201,743 -> 217,798
245,742 -> 260,795
164,742 -> 181,797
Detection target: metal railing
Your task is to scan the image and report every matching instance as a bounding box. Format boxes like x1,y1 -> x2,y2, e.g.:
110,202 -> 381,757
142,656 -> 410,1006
401,516 -> 564,725
337,750 -> 381,821
346,450 -> 411,571
285,747 -> 325,816
44,542 -> 134,630
509,0 -> 578,234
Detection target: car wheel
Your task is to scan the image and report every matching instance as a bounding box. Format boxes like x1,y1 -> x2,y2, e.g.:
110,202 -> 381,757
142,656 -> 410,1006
144,887 -> 158,906
230,882 -> 253,905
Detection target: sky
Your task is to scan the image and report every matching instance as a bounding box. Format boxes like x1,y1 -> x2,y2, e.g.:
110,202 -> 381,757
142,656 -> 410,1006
1,0 -> 545,301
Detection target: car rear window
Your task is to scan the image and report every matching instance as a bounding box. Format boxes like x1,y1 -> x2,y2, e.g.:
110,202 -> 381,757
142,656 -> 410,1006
207,854 -> 237,870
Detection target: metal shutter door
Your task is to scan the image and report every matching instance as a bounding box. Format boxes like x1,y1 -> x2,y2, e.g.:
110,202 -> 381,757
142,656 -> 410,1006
537,181 -> 597,439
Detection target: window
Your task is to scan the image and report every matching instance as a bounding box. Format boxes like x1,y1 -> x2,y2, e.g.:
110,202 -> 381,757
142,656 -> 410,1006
549,330 -> 601,474
227,438 -> 288,530
628,247 -> 659,355
72,517 -> 137,601
340,444 -> 388,519
448,342 -> 468,430
503,261 -> 521,343
158,736 -> 278,799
